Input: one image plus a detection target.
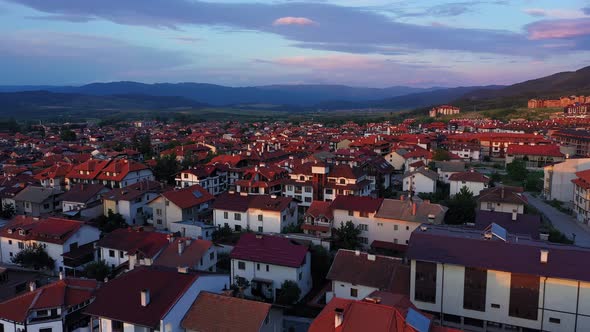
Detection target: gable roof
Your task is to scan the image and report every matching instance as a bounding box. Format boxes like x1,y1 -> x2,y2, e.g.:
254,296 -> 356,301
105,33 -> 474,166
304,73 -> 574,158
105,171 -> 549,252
181,292 -> 271,332
477,186 -> 527,205
13,186 -> 63,203
212,192 -> 293,212
374,199 -> 447,224
474,210 -> 541,240
84,266 -> 199,328
331,196 -> 384,214
153,238 -> 213,269
96,228 -> 169,258
448,171 -> 489,183
230,233 -> 308,268
61,183 -> 107,203
162,184 -> 214,209
506,144 -> 564,157
305,201 -> 334,220
1,216 -> 86,245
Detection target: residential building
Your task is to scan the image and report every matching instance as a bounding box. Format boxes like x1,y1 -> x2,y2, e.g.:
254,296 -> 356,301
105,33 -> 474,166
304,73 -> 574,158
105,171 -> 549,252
474,210 -> 541,240
0,216 -> 100,273
505,144 -> 565,170
95,228 -> 169,270
181,292 -> 281,332
408,223 -> 590,332
34,163 -> 72,190
430,105 -> 460,117
301,201 -> 333,238
543,158 -> 590,202
102,180 -> 162,226
326,249 -> 409,302
85,266 -> 229,332
572,169 -> 590,224
212,192 -> 297,233
61,183 -> 108,219
147,185 -> 214,230
175,165 -> 228,195
403,167 -> 438,194
154,237 -> 217,272
168,220 -> 216,240
230,233 -> 312,302
435,161 -> 466,184
448,171 -> 489,197
235,164 -> 288,196
550,129 -> 590,157
14,186 -> 63,217
0,277 -> 99,332
477,186 -> 527,214
66,159 -> 153,189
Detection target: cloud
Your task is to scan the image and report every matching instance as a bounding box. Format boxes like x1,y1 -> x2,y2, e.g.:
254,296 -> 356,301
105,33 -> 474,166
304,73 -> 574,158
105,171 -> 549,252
25,14 -> 94,22
171,36 -> 201,43
584,7 -> 590,15
523,8 -> 588,19
273,16 -> 316,26
526,18 -> 590,40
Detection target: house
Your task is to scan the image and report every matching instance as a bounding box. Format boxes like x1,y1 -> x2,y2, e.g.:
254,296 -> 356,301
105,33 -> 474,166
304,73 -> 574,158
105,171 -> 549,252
448,171 -> 489,197
543,158 -> 590,202
435,161 -> 465,184
66,159 -> 154,189
168,220 -> 216,240
477,186 -> 527,214
571,169 -> 590,224
402,148 -> 433,171
95,228 -> 169,270
403,167 -> 438,194
14,186 -> 63,216
102,180 -> 162,226
175,165 -> 228,195
0,276 -> 99,332
0,216 -> 100,273
235,164 -> 288,196
34,163 -> 72,190
181,292 -> 281,332
407,223 -> 590,331
330,196 -> 383,248
505,144 -> 565,170
301,201 -> 333,238
326,249 -> 409,302
85,266 -> 229,332
147,184 -> 214,230
154,237 -> 217,272
385,148 -> 409,171
212,192 -> 297,233
61,183 -> 108,219
230,233 -> 312,302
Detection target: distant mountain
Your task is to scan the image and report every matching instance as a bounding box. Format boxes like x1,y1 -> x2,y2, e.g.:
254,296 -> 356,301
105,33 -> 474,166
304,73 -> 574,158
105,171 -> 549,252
0,82 -> 442,106
0,91 -> 207,117
453,66 -> 590,109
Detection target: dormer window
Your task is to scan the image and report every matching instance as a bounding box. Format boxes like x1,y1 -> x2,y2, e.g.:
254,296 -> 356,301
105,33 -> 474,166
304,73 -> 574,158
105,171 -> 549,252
19,229 -> 25,236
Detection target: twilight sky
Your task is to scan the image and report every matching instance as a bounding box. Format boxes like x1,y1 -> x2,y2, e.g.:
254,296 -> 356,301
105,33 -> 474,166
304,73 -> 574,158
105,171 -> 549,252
0,0 -> 589,87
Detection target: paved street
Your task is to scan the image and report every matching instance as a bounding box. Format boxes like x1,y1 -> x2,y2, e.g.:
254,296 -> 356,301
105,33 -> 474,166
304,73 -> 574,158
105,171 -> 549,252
524,193 -> 590,247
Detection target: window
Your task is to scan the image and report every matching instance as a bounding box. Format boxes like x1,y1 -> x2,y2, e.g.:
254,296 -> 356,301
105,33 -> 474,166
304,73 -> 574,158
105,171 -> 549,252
224,211 -> 228,219
111,320 -> 123,332
210,251 -> 215,260
39,328 -> 52,332
339,179 -> 346,184
266,265 -> 270,272
350,288 -> 358,298
549,318 -> 561,324
359,211 -> 369,218
359,237 -> 368,244
109,250 -> 115,258
406,226 -> 409,231
358,224 -> 368,231
0,322 -> 4,332
184,173 -> 188,178
8,240 -> 11,245
119,251 -> 124,258
18,242 -> 24,249
509,273 -> 540,321
491,303 -> 500,308
258,226 -> 263,233
394,225 -> 398,231
299,272 -> 302,280
234,213 -> 241,221
156,209 -> 162,216
304,197 -> 312,203
415,261 -> 437,303
258,214 -> 263,221
238,261 -> 245,270
348,210 -> 354,216
305,187 -> 312,193
326,189 -> 333,195
235,225 -> 242,232
463,267 -> 487,312
257,263 -> 260,271
43,203 -> 50,209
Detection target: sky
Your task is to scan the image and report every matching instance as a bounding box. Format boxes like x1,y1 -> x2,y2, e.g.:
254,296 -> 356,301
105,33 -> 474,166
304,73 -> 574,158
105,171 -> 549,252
0,0 -> 589,87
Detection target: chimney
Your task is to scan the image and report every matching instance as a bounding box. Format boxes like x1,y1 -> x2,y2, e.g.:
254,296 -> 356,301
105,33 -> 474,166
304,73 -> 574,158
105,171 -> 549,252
177,266 -> 189,274
511,209 -> 517,221
400,195 -> 404,201
501,187 -> 505,199
355,250 -> 360,256
59,271 -> 64,280
29,281 -> 37,292
178,240 -> 185,255
334,308 -> 344,328
367,254 -> 376,261
412,202 -> 417,216
141,289 -> 150,307
540,249 -> 549,264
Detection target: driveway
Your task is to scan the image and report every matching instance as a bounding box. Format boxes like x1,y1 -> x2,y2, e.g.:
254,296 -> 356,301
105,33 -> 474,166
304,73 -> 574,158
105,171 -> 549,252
524,193 -> 590,247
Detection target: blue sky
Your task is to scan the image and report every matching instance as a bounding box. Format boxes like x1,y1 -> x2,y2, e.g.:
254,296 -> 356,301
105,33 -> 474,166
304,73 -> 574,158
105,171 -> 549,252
0,0 -> 589,87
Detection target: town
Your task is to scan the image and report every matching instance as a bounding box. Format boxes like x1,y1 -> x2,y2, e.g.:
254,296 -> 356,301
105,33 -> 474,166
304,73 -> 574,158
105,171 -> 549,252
1,100 -> 590,332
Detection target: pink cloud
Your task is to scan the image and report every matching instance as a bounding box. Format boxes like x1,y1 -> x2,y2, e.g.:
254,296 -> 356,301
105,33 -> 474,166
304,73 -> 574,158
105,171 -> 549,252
526,18 -> 590,40
272,16 -> 316,26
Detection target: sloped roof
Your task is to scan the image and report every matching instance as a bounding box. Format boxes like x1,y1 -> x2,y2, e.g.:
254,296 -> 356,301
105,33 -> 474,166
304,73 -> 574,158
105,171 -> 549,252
162,184 -> 214,209
96,228 -> 169,258
230,233 -> 308,268
331,196 -> 384,213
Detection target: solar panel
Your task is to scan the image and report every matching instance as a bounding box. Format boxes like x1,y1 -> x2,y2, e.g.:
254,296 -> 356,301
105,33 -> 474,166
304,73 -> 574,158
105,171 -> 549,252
192,190 -> 203,199
406,308 -> 431,332
491,223 -> 507,241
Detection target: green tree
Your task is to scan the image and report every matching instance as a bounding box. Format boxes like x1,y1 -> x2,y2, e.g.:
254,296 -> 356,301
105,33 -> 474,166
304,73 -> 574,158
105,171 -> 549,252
282,223 -> 303,234
489,171 -> 502,186
334,221 -> 362,250
432,148 -> 451,161
444,186 -> 477,225
153,154 -> 179,185
96,210 -> 128,233
276,280 -> 301,305
212,224 -> 234,241
506,160 -> 528,182
310,245 -> 332,286
0,203 -> 16,219
12,245 -> 55,270
60,129 -> 77,141
84,260 -> 111,281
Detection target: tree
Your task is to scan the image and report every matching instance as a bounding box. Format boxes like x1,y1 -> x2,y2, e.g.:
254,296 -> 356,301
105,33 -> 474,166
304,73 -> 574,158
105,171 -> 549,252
276,280 -> 301,305
60,129 -> 77,141
153,154 -> 179,185
444,186 -> 477,225
489,171 -> 502,186
432,148 -> 451,161
12,245 -> 55,270
95,210 -> 128,233
333,221 -> 361,250
84,260 -> 111,281
506,160 -> 528,182
212,224 -> 234,241
282,223 -> 303,234
0,203 -> 16,219
310,245 -> 332,285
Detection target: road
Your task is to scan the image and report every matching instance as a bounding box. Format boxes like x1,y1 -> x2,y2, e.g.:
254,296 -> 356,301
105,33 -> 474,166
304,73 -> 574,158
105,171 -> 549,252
524,193 -> 590,247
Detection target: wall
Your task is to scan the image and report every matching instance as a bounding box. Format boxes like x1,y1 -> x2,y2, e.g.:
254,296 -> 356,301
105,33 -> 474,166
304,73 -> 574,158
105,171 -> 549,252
329,280 -> 377,302
450,181 -> 487,197
545,159 -> 590,202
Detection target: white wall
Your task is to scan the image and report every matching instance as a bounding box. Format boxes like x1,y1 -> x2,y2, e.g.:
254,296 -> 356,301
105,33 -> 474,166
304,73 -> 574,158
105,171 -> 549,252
450,181 -> 487,197
545,159 -> 590,202
403,173 -> 436,194
328,281 -> 377,302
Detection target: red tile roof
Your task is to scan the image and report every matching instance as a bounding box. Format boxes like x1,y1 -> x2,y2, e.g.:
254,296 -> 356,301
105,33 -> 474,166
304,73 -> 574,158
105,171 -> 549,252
331,196 -> 384,214
230,233 -> 308,268
506,144 -> 564,157
1,216 -> 86,245
181,292 -> 270,332
212,192 -> 293,212
97,228 -> 169,258
162,184 -> 214,209
96,159 -> 150,182
85,267 -> 199,328
154,238 -> 213,269
448,171 -> 489,183
305,201 -> 333,220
